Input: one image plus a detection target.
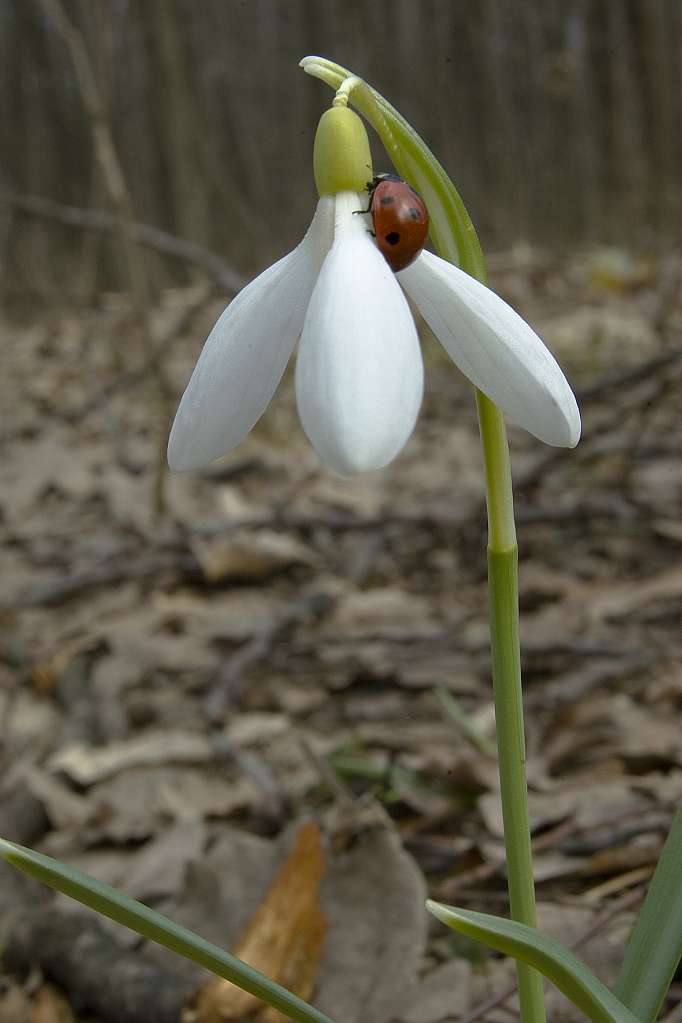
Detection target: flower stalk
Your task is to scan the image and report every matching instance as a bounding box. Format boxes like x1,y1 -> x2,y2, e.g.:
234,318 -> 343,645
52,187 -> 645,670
443,134 -> 548,1023
302,57 -> 548,1023
478,395 -> 546,1023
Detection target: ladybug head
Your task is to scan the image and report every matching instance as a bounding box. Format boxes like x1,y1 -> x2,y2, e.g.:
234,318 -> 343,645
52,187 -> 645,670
366,171 -> 404,194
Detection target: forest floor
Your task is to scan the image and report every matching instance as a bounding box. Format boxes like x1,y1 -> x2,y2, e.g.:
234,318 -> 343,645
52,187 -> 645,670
1,244 -> 681,1023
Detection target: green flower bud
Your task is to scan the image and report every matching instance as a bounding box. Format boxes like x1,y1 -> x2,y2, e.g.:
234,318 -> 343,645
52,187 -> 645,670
313,105 -> 372,196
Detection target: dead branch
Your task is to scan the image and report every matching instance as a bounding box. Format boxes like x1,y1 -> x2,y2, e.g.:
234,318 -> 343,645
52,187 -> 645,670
40,0 -> 172,515
2,191 -> 246,294
202,590 -> 335,724
40,0 -> 153,319
7,553 -> 200,609
577,346 -> 682,402
61,281 -> 214,427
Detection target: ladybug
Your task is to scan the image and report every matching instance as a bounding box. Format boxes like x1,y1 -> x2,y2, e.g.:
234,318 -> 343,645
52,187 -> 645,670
365,173 -> 429,272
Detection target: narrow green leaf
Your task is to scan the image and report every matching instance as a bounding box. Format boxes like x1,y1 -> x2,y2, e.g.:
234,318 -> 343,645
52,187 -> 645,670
0,838 -> 335,1023
427,900 -> 642,1023
614,802 -> 682,1022
435,686 -> 497,758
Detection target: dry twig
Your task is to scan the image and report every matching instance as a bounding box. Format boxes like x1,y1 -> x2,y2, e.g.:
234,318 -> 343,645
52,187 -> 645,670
2,191 -> 246,293
40,0 -> 173,515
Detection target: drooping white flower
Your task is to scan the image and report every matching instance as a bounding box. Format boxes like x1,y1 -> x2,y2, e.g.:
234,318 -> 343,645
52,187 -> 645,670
295,192 -> 424,475
168,108 -> 580,477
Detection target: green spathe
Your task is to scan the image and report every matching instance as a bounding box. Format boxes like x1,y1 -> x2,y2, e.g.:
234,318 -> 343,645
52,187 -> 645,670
313,106 -> 371,196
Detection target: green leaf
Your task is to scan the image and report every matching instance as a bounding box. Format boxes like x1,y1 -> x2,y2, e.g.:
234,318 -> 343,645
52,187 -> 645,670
300,56 -> 486,281
614,802 -> 682,1022
435,685 -> 498,758
0,838 -> 335,1023
427,900 -> 642,1023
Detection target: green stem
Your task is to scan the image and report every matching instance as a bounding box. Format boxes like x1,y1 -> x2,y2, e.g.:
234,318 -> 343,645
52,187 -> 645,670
477,391 -> 546,1023
476,392 -> 516,551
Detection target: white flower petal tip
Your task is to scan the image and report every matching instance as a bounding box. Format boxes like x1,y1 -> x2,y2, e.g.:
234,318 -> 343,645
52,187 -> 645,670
295,192 -> 424,476
399,251 -> 581,449
167,198 -> 335,472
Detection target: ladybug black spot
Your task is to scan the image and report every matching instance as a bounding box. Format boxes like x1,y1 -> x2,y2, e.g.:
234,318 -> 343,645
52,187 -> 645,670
385,232 -> 401,245
380,195 -> 395,206
409,207 -> 422,220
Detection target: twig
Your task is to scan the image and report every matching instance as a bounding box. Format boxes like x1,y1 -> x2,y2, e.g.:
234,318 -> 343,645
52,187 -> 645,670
2,191 -> 246,293
202,591 -> 335,724
60,280 -> 214,427
576,346 -> 682,402
187,494 -> 647,539
7,553 -> 200,609
40,0 -> 152,316
40,0 -> 172,516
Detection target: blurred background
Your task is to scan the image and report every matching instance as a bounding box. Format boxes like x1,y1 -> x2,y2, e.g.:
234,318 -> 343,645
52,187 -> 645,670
2,0 -> 681,302
1,4 -> 682,1023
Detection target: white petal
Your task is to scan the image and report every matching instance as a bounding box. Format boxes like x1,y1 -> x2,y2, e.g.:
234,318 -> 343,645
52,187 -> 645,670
399,251 -> 581,447
167,198 -> 334,471
295,192 -> 424,475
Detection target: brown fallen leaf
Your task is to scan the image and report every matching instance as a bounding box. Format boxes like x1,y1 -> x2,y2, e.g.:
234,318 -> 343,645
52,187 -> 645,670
0,978 -> 32,1023
190,529 -> 315,583
192,820 -> 326,1023
48,730 -> 214,786
24,767 -> 91,830
30,636 -> 99,695
545,695 -> 682,774
587,567 -> 682,622
325,587 -> 440,640
31,984 -> 74,1023
316,800 -> 428,1023
86,766 -> 257,843
398,959 -> 471,1023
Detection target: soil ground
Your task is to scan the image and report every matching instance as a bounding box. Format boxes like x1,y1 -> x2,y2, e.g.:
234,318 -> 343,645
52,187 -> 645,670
1,245 -> 681,1023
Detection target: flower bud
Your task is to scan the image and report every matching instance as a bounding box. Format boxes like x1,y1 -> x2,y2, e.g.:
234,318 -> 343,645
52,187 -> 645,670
313,106 -> 372,196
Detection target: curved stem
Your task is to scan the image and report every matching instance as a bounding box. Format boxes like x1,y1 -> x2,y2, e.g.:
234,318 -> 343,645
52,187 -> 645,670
332,76 -> 362,107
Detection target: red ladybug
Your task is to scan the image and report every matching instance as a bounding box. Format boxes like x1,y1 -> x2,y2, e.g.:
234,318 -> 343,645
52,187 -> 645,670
366,173 -> 429,272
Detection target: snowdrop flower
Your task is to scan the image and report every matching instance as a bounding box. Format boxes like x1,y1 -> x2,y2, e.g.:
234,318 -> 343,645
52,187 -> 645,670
168,103 -> 579,477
